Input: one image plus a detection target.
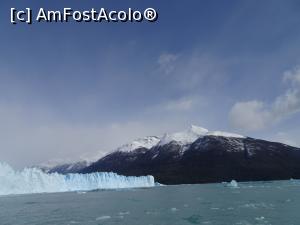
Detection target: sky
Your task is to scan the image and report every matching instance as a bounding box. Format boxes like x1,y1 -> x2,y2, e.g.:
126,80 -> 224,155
1,0 -> 300,168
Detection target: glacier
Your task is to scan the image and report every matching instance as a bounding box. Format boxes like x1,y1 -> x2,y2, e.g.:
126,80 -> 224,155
0,162 -> 155,196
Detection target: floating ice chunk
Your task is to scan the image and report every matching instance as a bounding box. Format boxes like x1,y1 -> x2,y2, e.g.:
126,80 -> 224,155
96,216 -> 111,220
118,211 -> 130,215
170,207 -> 179,212
227,180 -> 239,188
255,216 -> 265,221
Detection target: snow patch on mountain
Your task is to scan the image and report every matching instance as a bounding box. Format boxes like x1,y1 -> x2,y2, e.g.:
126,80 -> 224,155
116,136 -> 160,152
158,125 -> 244,146
158,125 -> 208,146
37,159 -> 92,173
206,131 -> 245,138
38,125 -> 245,172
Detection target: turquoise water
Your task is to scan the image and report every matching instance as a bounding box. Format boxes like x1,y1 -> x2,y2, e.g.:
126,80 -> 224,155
0,180 -> 300,225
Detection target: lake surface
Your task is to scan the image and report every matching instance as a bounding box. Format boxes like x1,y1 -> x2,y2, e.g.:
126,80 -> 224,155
0,180 -> 300,225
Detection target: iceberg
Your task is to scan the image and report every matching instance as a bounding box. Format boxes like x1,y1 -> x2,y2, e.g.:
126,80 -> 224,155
227,180 -> 239,188
0,162 -> 155,196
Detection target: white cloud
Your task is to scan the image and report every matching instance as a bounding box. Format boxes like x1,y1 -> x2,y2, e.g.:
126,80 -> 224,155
164,97 -> 195,111
283,66 -> 300,85
0,101 -> 194,168
158,53 -> 179,75
157,52 -> 230,92
274,132 -> 299,147
229,66 -> 300,131
272,89 -> 300,117
229,101 -> 271,131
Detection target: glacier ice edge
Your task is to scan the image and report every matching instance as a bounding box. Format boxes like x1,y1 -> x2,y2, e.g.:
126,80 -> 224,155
0,162 -> 155,196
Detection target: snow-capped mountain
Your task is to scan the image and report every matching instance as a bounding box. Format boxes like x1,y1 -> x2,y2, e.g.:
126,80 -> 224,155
37,137 -> 160,174
114,125 -> 245,150
80,126 -> 300,184
158,125 -> 244,146
113,125 -> 245,153
116,136 -> 160,152
40,125 -> 243,173
42,125 -> 300,185
38,160 -> 92,174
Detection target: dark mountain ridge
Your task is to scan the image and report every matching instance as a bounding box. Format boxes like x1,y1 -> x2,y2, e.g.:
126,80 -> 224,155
80,135 -> 300,184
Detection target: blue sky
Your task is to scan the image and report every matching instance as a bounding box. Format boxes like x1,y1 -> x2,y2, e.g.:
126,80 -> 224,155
1,0 -> 300,168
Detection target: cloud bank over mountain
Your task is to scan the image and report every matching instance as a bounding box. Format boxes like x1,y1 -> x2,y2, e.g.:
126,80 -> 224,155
230,66 -> 300,131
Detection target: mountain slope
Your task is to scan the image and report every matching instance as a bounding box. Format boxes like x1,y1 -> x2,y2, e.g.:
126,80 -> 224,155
81,134 -> 300,184
42,125 -> 300,184
38,160 -> 92,174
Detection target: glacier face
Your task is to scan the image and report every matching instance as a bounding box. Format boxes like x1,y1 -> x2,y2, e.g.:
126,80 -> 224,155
0,162 -> 155,196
